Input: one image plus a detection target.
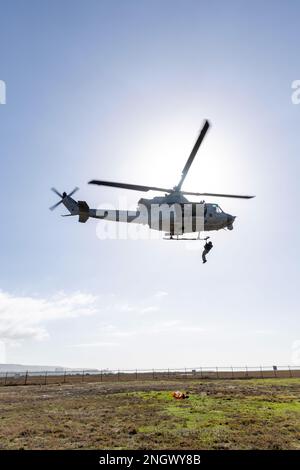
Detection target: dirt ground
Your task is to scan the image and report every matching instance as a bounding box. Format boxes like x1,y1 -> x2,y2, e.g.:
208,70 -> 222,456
0,378 -> 300,449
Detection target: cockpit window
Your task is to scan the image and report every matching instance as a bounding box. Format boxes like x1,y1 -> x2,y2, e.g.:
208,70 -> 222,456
213,204 -> 223,214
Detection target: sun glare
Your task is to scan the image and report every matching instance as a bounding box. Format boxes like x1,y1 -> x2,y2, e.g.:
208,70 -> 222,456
124,119 -> 248,199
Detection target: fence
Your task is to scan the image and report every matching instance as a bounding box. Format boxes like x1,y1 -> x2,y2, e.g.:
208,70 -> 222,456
0,365 -> 300,387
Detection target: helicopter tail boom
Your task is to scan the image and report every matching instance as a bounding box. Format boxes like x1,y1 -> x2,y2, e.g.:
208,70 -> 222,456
61,196 -> 90,223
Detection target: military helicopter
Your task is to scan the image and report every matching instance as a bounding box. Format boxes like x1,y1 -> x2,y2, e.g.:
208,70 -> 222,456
50,120 -> 254,240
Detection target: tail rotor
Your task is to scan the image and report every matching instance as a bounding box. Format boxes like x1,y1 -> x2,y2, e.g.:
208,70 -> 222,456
49,187 -> 79,211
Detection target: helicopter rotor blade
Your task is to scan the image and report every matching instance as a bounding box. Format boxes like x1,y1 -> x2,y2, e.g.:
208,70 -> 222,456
68,187 -> 79,197
89,120 -> 254,201
89,180 -> 173,193
176,120 -> 210,191
51,187 -> 63,198
181,191 -> 255,199
49,200 -> 63,211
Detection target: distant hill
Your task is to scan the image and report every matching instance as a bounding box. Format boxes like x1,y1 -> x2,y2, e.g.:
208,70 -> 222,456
0,364 -> 65,372
0,364 -> 99,373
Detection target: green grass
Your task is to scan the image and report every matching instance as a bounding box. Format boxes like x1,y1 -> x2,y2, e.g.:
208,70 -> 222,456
0,379 -> 300,449
134,381 -> 300,449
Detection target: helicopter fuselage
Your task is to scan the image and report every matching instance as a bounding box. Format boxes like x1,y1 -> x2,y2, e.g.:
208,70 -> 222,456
136,195 -> 235,234
61,192 -> 236,235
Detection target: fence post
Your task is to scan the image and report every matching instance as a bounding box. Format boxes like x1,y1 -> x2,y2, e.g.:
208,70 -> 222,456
288,365 -> 293,378
63,370 -> 67,384
216,367 -> 219,379
135,369 -> 138,380
152,369 -> 155,380
24,371 -> 28,386
118,370 -> 120,382
200,367 -> 203,379
231,366 -> 234,379
44,371 -> 47,386
82,370 -> 85,382
4,372 -> 7,386
100,370 -> 103,382
245,365 -> 248,378
260,366 -> 264,379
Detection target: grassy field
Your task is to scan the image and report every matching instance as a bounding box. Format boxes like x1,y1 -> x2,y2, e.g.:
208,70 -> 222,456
0,378 -> 300,449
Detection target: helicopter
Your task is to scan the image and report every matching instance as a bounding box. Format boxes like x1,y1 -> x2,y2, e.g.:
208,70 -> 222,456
50,120 -> 254,240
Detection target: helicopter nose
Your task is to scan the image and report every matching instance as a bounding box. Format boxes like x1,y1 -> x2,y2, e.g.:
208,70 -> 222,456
227,214 -> 236,225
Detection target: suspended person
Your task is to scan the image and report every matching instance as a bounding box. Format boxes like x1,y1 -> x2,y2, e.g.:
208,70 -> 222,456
202,240 -> 213,264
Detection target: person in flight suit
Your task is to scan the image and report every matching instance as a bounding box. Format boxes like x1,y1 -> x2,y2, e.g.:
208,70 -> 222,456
202,240 -> 213,264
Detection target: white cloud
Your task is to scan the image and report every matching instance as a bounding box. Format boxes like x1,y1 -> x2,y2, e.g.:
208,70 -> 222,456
114,303 -> 135,313
70,341 -> 118,348
0,290 -> 97,343
93,319 -> 206,343
98,324 -> 138,338
154,291 -> 168,299
107,291 -> 168,316
140,305 -> 159,314
0,288 -> 205,354
252,329 -> 275,336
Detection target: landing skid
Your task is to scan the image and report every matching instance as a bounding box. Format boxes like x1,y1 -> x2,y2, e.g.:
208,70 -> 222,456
163,234 -> 210,241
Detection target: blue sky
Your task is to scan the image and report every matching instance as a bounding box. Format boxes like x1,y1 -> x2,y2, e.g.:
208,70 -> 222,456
0,0 -> 299,369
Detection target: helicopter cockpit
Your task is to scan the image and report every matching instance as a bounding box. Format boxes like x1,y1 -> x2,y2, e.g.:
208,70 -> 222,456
211,204 -> 224,214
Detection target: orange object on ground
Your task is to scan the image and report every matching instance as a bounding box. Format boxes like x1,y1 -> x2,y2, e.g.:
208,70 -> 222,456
172,391 -> 189,399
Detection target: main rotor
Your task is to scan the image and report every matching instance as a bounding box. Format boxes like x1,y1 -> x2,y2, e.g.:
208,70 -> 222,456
89,120 -> 254,200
